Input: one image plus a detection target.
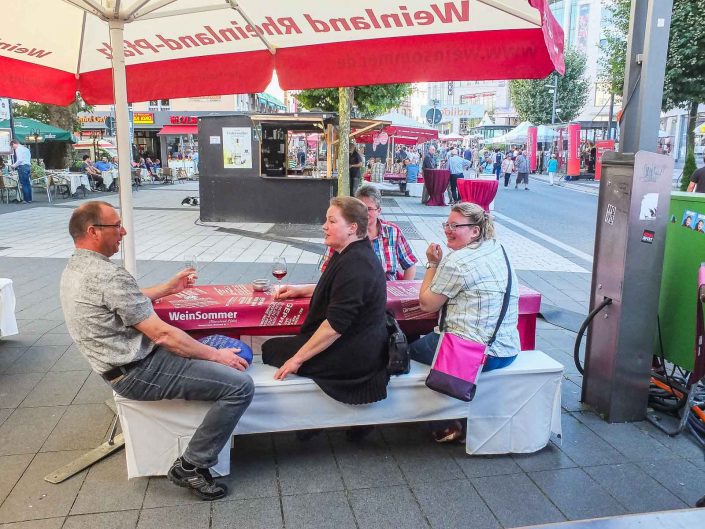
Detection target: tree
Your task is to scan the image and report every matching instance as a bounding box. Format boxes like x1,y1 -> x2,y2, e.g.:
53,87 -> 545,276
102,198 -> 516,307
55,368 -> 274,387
598,0 -> 630,97
12,98 -> 87,168
509,48 -> 589,124
661,0 -> 705,188
296,84 -> 412,118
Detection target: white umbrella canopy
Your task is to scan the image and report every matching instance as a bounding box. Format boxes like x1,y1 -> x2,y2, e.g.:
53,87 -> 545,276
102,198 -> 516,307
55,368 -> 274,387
488,121 -> 557,144
2,0 -> 564,273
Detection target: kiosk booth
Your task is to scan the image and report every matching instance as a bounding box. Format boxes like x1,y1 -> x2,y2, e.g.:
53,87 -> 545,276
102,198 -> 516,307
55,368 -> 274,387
198,113 -> 385,224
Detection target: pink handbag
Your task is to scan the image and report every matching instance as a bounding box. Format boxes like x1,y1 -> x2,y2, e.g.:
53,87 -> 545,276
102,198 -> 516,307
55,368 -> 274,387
425,246 -> 512,401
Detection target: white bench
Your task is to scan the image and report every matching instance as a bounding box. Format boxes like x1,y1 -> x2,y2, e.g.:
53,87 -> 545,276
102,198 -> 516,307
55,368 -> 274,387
114,350 -> 563,478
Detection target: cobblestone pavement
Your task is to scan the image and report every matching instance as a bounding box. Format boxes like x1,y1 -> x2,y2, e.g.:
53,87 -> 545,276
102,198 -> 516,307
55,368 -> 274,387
0,182 -> 702,529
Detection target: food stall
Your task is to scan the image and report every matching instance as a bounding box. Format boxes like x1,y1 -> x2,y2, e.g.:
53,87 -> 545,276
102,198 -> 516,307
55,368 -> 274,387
198,113 -> 385,223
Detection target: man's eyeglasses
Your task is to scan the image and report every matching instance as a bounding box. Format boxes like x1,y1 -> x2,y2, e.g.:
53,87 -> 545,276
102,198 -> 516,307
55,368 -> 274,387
442,222 -> 475,231
91,222 -> 122,229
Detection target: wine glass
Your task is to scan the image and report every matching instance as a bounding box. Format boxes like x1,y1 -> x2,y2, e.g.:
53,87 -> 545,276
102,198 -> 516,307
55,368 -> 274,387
271,257 -> 288,295
184,254 -> 198,272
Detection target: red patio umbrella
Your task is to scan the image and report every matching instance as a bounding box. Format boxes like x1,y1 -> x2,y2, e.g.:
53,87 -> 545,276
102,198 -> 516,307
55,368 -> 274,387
2,0 -> 564,273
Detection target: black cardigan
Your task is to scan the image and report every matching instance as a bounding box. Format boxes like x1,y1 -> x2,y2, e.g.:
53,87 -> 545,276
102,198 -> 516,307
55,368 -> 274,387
262,237 -> 389,404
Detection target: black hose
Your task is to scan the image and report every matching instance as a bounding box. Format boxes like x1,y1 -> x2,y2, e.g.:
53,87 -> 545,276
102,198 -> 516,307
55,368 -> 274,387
573,297 -> 612,375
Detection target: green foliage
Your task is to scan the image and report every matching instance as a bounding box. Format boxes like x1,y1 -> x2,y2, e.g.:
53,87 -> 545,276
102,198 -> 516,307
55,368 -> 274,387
681,150 -> 697,191
508,48 -> 589,124
296,84 -> 412,118
12,97 -> 91,133
598,0 -> 630,96
30,160 -> 46,180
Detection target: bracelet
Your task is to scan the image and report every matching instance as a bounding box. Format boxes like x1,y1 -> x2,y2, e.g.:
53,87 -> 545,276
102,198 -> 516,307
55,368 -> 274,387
425,262 -> 438,269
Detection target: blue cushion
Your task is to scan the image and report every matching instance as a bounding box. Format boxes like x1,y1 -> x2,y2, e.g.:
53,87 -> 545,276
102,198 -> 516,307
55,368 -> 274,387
197,335 -> 253,364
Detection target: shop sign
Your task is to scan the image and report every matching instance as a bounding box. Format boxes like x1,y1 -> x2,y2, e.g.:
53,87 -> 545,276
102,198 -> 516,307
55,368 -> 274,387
133,112 -> 155,124
421,104 -> 484,119
170,115 -> 198,125
79,115 -> 106,124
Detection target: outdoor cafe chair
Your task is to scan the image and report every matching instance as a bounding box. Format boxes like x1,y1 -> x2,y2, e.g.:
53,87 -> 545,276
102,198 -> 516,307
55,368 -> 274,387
1,173 -> 21,204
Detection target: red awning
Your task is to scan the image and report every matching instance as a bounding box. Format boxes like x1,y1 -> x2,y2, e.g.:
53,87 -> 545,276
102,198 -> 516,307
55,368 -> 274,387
157,125 -> 198,136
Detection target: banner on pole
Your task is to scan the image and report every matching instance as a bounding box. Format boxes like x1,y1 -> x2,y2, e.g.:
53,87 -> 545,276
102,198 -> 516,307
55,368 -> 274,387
567,123 -> 581,176
527,126 -> 537,172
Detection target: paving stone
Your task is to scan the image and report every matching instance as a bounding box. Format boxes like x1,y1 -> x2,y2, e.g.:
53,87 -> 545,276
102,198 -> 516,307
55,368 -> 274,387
0,409 -> 10,428
455,454 -> 523,479
72,372 -> 113,405
529,467 -> 628,520
0,454 -> 34,505
63,511 -> 139,529
0,518 -> 65,529
13,320 -> 63,336
381,425 -> 464,485
282,491 -> 356,529
585,463 -> 688,513
71,452 -> 147,514
573,412 -> 677,461
329,429 -> 405,489
0,373 -> 43,408
558,414 -> 626,467
471,473 -> 565,528
20,371 -> 90,408
33,334 -> 75,347
212,497 -> 283,529
638,458 -> 705,506
561,377 -> 590,412
413,479 -> 500,529
141,477 -> 203,509
0,450 -> 87,523
0,349 -> 27,374
0,406 -> 66,456
51,347 -> 90,372
4,346 -> 68,374
349,485 -> 430,529
218,436 -> 279,501
273,432 -> 344,496
0,336 -> 40,349
136,503 -> 210,529
512,442 -> 577,472
635,420 -> 704,460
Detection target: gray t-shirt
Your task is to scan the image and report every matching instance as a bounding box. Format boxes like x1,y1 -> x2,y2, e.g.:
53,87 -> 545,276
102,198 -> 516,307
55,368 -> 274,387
60,249 -> 155,374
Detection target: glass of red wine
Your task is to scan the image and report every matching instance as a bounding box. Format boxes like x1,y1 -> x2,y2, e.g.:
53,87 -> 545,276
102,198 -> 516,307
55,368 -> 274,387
272,257 -> 288,295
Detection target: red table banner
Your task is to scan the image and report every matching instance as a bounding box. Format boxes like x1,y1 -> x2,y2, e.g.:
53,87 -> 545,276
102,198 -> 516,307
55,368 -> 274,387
527,126 -> 538,172
594,139 -> 615,181
567,122 -> 581,177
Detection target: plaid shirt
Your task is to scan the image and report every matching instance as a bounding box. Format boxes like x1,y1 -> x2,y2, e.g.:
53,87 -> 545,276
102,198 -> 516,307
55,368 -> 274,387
320,219 -> 418,280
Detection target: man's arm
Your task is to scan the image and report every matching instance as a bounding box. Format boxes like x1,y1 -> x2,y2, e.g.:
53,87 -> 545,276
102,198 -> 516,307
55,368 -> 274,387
135,314 -> 247,370
688,181 -> 696,192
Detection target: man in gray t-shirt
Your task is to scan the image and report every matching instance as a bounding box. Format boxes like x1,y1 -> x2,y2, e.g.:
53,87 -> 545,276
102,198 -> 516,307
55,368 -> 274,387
59,201 -> 254,501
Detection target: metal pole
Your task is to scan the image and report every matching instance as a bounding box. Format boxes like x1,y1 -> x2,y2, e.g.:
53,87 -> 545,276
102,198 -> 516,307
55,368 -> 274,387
551,74 -> 558,125
607,93 -> 615,140
109,19 -> 137,276
619,0 -> 673,153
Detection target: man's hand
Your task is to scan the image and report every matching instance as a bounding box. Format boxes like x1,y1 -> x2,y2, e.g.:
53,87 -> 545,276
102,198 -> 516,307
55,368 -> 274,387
274,356 -> 303,380
167,268 -> 197,294
214,348 -> 248,371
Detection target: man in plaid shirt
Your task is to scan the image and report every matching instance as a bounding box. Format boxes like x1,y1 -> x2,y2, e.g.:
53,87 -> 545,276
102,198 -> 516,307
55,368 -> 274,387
320,186 -> 418,280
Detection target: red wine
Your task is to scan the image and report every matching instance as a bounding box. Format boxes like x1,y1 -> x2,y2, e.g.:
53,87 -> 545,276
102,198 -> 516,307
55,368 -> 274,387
272,270 -> 287,280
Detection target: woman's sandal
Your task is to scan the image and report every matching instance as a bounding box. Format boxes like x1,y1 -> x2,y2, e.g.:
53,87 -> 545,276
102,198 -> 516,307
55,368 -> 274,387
432,421 -> 466,444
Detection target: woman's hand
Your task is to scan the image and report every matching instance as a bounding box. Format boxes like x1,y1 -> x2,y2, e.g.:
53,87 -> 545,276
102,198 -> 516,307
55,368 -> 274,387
274,356 -> 303,380
274,284 -> 314,300
426,243 -> 443,266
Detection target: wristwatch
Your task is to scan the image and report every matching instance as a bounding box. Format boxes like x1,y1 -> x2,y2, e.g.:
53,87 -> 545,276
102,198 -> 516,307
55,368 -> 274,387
425,262 -> 438,269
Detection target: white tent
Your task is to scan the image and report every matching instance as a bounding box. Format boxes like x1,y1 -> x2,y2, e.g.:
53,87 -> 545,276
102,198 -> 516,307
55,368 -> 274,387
488,121 -> 557,144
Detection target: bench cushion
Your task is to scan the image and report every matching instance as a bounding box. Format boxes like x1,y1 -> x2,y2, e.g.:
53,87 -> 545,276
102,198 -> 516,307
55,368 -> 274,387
115,350 -> 563,478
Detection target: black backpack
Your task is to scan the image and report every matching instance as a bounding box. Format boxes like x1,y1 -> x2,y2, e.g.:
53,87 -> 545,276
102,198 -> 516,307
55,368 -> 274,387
385,310 -> 410,375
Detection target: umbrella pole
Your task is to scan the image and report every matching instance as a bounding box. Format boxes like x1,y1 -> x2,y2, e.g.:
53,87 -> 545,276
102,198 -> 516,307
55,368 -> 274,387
109,20 -> 137,275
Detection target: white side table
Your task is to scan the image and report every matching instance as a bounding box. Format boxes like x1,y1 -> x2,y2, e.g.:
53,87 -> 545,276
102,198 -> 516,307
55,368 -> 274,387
0,278 -> 18,337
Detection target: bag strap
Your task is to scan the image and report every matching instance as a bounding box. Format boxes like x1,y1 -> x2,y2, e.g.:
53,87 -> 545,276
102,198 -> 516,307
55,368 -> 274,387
439,244 -> 512,347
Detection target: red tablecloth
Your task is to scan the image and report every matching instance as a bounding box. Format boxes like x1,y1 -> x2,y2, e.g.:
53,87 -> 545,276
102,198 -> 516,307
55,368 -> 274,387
423,169 -> 450,206
457,179 -> 499,212
154,281 -> 541,350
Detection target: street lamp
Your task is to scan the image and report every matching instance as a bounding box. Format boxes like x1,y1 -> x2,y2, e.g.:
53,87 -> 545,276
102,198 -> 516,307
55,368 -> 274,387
544,74 -> 558,125
26,128 -> 43,159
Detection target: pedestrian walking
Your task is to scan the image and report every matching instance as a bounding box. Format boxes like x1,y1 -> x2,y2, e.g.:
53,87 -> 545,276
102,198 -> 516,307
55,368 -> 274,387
515,150 -> 529,190
501,153 -> 514,188
9,139 -> 32,203
547,154 -> 558,186
493,149 -> 503,180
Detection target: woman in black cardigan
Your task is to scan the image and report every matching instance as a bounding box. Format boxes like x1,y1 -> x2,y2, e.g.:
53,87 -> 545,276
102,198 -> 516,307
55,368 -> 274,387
262,197 -> 389,405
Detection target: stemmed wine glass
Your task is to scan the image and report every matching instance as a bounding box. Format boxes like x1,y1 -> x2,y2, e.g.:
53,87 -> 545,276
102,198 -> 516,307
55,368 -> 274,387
271,257 -> 288,295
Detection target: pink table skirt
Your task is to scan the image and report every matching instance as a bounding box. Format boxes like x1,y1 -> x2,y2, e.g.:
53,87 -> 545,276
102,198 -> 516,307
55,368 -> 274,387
457,178 -> 499,212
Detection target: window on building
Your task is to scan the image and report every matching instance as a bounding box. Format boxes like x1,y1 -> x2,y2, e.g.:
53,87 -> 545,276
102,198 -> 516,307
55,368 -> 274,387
148,99 -> 170,111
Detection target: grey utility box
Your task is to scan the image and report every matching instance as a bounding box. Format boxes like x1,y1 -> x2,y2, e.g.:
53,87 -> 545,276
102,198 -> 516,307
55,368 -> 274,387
582,151 -> 674,422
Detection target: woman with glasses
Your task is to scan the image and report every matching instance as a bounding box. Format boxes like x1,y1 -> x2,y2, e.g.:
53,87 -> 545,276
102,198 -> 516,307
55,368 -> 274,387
320,186 -> 418,280
410,203 -> 521,443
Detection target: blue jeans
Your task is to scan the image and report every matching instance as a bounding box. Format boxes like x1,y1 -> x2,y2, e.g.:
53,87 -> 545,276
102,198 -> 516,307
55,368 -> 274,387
112,347 -> 254,469
17,165 -> 31,202
409,332 -> 517,372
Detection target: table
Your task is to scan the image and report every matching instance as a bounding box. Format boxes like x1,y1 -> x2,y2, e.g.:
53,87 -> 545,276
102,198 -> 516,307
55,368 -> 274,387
168,159 -> 196,177
101,170 -> 117,191
457,178 -> 499,212
154,281 -> 542,350
423,169 -> 450,206
0,278 -> 18,337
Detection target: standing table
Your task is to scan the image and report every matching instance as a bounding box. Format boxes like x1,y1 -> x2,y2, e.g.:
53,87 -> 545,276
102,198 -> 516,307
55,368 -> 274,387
423,169 -> 450,206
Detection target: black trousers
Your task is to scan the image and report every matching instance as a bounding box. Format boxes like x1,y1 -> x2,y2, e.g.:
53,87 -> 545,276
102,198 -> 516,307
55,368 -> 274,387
449,173 -> 462,202
504,173 -> 512,187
